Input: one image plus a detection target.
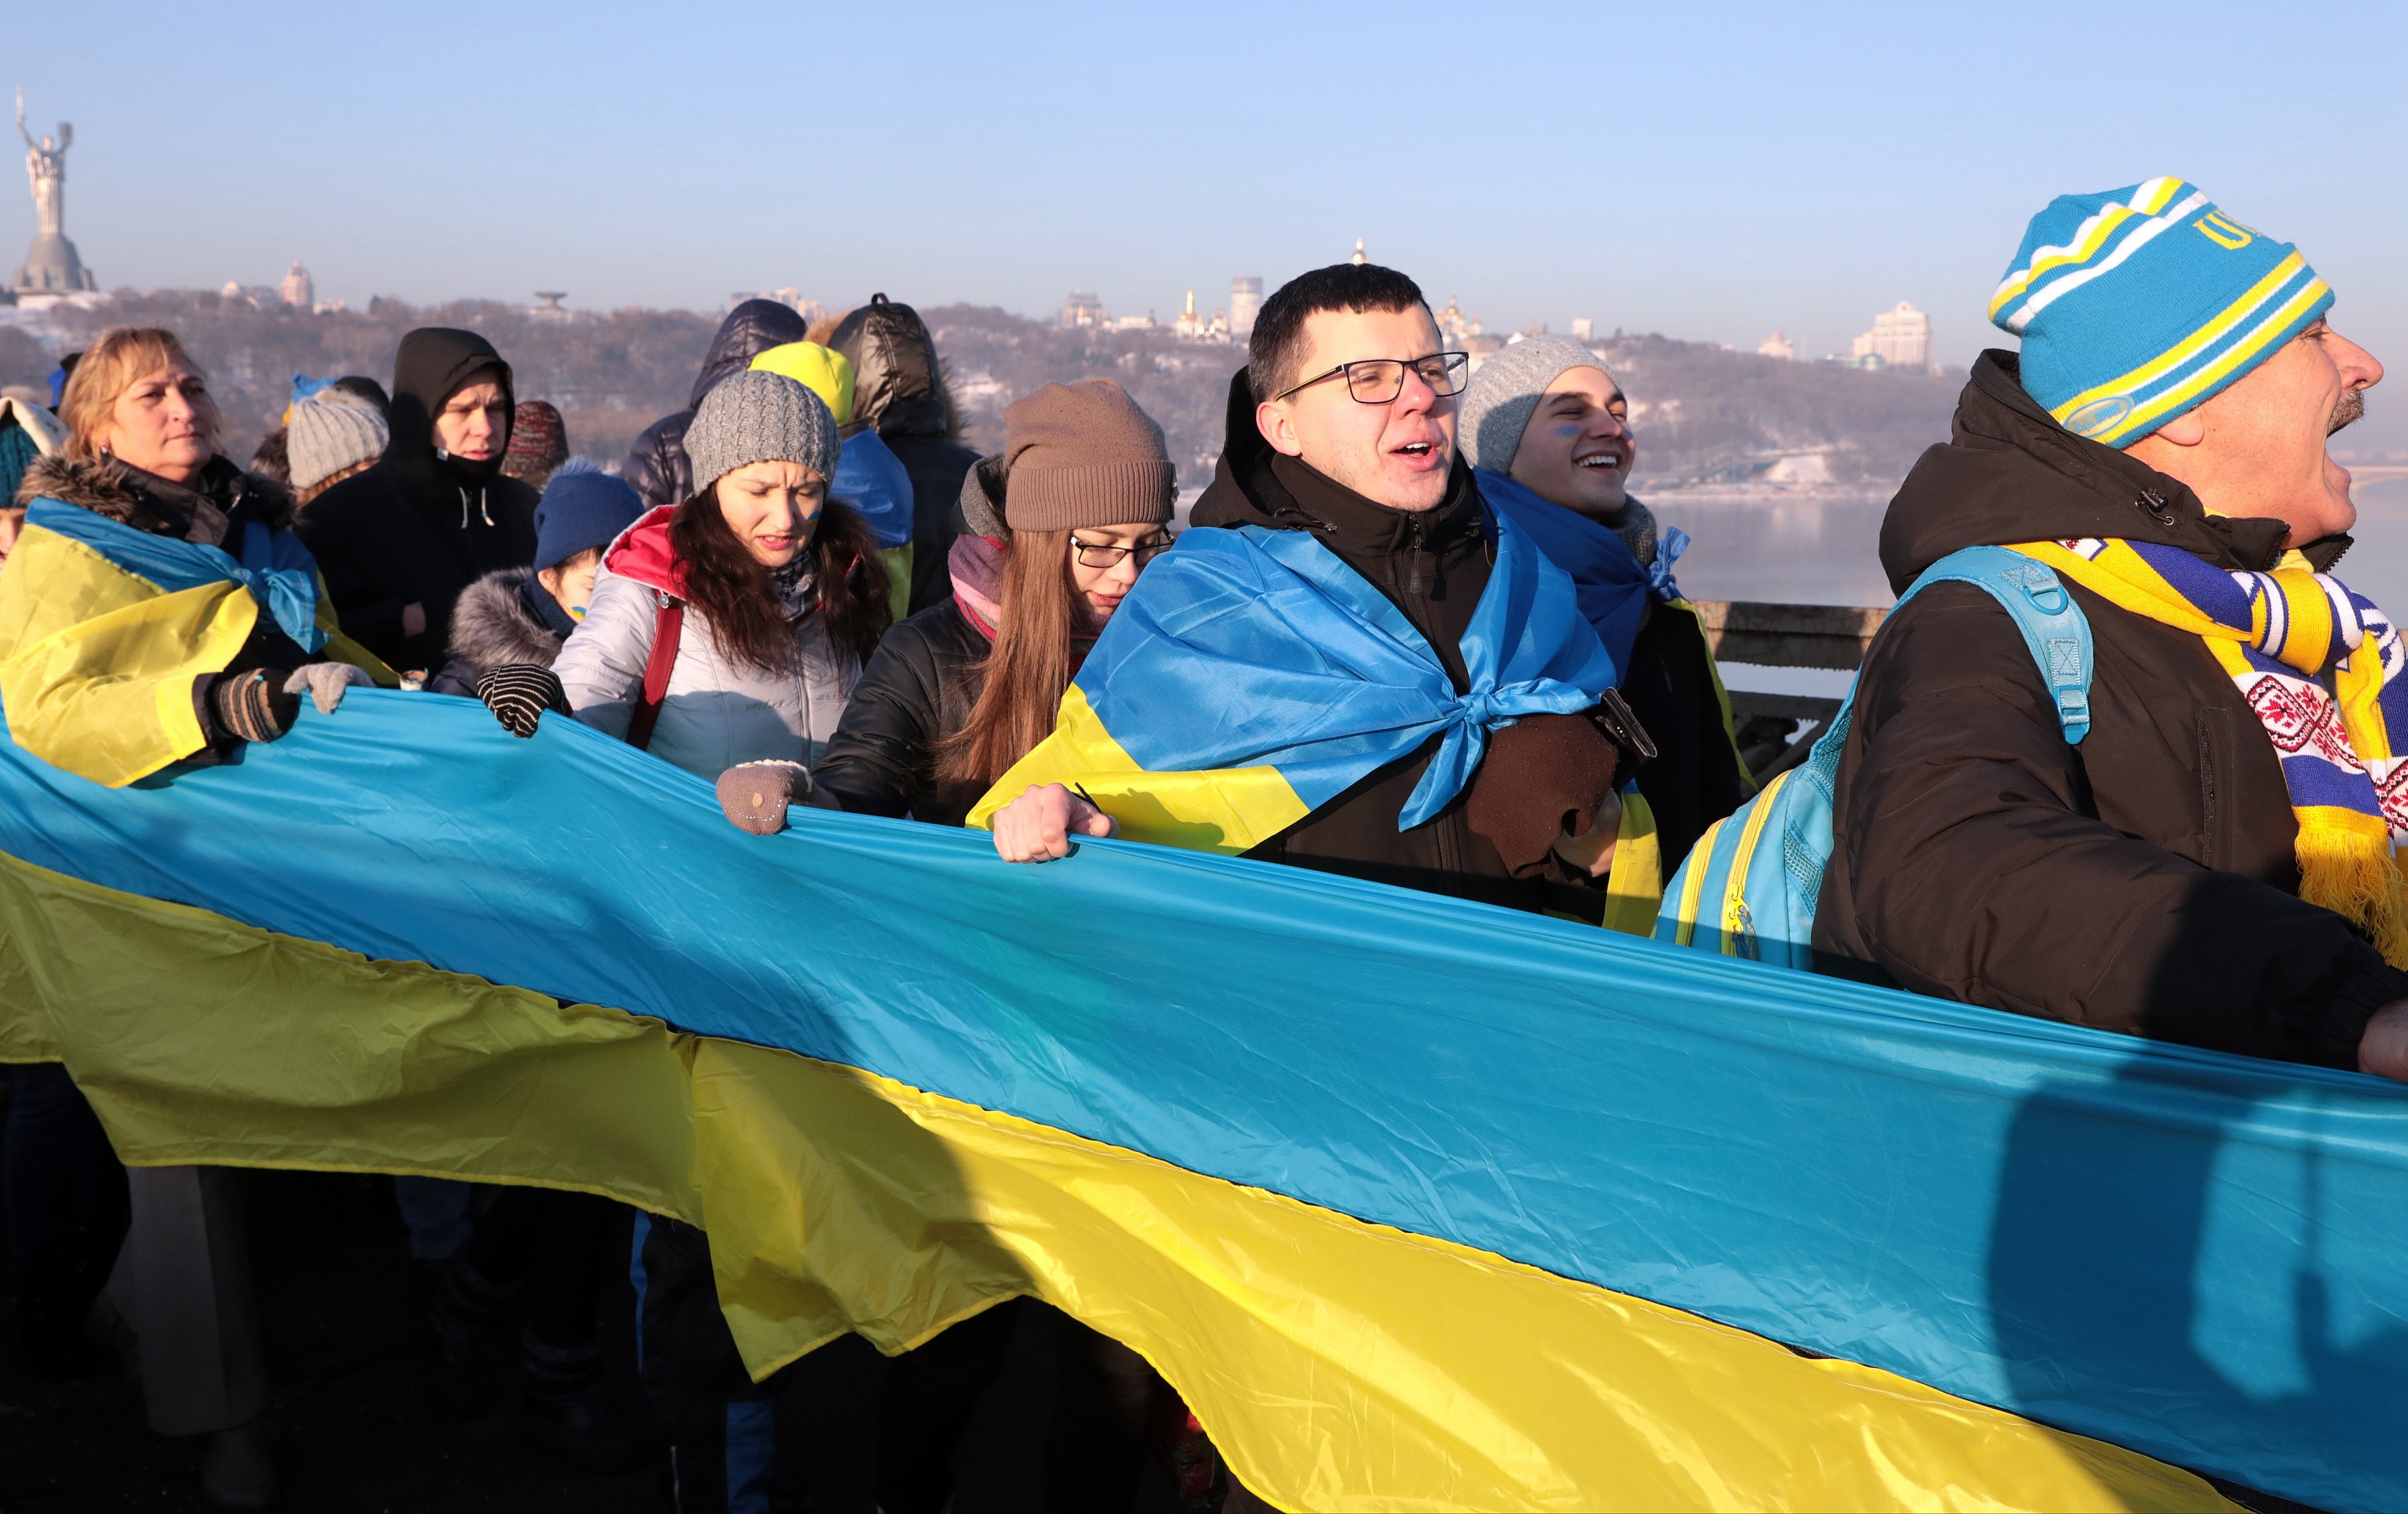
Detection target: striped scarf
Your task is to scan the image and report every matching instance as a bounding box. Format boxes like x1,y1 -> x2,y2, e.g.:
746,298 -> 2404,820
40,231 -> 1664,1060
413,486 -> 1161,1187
2012,537 -> 2408,966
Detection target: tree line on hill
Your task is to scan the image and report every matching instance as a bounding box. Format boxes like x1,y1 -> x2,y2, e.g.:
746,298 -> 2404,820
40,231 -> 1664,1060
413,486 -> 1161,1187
0,291 -> 1960,493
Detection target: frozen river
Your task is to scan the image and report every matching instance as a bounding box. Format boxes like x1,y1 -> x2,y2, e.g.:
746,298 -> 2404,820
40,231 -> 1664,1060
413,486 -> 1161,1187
1652,477 -> 2408,610
1651,478 -> 2408,698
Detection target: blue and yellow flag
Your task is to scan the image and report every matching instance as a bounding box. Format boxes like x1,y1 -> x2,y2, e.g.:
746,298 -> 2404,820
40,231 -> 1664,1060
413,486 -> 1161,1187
0,495 -> 391,788
967,506 -> 1618,851
7,682 -> 2408,1508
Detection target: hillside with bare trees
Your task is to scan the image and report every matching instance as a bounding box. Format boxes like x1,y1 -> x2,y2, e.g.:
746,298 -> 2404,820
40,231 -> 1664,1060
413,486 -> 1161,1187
2,291 -> 1963,494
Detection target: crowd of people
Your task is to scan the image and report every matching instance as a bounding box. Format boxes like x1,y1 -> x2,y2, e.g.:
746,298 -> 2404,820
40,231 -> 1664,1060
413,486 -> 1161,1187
1,176 -> 2405,1511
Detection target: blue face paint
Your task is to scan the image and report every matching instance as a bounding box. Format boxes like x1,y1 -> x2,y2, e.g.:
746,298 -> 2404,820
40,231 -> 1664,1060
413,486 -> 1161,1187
1550,424 -> 1583,438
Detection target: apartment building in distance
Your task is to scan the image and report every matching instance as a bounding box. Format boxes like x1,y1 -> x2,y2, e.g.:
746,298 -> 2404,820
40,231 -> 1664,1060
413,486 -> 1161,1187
1850,302 -> 1934,372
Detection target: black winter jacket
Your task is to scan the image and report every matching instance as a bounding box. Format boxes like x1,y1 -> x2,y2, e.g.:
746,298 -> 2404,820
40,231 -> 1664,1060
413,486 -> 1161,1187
1191,387 -> 1609,919
1621,599 -> 1750,873
830,295 -> 977,617
812,600 -> 991,828
297,329 -> 538,673
622,300 -> 811,515
1814,352 -> 2408,1069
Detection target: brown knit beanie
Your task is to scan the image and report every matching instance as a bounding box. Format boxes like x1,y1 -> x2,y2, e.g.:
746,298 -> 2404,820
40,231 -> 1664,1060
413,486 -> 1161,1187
1002,379 -> 1175,532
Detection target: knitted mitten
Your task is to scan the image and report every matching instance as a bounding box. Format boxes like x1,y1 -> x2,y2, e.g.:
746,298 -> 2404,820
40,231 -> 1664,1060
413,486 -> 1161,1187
716,760 -> 814,835
208,669 -> 298,744
283,662 -> 376,714
474,663 -> 570,739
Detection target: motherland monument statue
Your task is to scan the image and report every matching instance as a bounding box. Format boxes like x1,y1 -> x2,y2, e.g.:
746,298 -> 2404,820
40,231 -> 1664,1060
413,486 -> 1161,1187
13,86 -> 97,295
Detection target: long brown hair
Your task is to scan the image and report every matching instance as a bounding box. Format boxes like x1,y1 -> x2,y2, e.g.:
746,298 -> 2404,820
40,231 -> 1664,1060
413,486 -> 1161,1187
938,529 -> 1086,784
669,491 -> 891,673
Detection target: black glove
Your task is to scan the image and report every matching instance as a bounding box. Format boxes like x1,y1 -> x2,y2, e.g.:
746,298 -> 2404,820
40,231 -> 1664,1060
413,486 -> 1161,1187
208,669 -> 298,744
474,663 -> 570,739
716,760 -> 814,836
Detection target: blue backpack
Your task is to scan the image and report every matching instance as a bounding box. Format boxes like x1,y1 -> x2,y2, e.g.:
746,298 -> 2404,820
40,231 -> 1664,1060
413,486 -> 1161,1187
1654,546 -> 2095,967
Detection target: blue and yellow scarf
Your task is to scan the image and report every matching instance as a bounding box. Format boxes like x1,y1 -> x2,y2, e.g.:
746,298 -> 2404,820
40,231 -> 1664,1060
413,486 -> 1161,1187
2014,535 -> 2408,964
967,503 -> 1619,853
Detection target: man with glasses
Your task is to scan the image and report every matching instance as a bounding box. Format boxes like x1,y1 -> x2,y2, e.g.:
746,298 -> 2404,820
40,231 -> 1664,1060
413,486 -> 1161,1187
984,263 -> 1645,922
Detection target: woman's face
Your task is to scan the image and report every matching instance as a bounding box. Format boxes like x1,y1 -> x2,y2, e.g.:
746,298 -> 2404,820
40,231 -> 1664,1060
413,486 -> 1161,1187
1068,522 -> 1173,620
103,363 -> 218,483
715,460 -> 826,568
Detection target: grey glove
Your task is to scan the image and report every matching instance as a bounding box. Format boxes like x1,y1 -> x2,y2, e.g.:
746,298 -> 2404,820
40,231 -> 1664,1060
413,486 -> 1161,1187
716,760 -> 816,836
283,662 -> 376,715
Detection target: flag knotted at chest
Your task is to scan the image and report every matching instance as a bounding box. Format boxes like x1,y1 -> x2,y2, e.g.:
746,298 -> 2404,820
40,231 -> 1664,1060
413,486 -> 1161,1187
30,498 -> 331,652
968,503 -> 1619,851
2013,535 -> 2408,963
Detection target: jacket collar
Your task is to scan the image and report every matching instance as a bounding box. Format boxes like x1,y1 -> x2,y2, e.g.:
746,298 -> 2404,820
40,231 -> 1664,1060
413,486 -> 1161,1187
602,505 -> 685,597
446,567 -> 571,668
1879,350 -> 2335,592
16,452 -> 291,543
1265,451 -> 1488,561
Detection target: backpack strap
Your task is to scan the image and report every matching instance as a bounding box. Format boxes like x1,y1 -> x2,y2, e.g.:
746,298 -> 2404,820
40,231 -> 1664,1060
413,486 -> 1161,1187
1902,546 -> 2093,743
627,593 -> 684,752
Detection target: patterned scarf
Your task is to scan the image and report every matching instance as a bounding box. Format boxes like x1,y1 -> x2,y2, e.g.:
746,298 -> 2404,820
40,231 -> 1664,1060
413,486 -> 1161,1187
771,556 -> 820,621
2011,536 -> 2408,966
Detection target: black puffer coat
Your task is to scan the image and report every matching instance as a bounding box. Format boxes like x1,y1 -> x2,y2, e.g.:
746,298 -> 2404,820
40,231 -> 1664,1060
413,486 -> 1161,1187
1191,388 -> 1614,919
622,299 -> 811,515
830,295 -> 978,617
297,329 -> 538,672
812,600 -> 992,828
1813,351 -> 2407,1068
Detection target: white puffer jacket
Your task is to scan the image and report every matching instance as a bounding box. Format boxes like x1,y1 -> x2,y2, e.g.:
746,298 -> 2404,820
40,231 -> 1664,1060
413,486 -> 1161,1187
555,519 -> 857,779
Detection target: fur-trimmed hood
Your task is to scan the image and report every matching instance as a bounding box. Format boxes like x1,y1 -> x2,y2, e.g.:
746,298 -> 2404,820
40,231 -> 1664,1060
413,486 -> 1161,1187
15,453 -> 296,538
447,567 -> 568,670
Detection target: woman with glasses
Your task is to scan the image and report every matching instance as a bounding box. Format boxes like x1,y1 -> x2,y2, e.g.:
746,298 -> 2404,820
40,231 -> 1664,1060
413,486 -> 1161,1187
742,377 -> 1177,835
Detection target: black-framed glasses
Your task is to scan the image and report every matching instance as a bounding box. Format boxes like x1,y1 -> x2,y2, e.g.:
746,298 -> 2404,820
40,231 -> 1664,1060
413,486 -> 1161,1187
1271,351 -> 1470,405
1069,532 -> 1175,569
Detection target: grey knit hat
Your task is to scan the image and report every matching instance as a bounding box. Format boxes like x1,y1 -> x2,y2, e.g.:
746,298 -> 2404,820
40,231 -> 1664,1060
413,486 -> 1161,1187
1455,335 -> 1619,472
287,394 -> 389,490
685,369 -> 840,494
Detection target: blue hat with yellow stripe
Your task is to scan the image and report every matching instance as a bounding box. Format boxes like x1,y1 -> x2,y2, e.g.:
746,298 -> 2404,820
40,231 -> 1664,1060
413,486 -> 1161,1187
1991,177 -> 2332,449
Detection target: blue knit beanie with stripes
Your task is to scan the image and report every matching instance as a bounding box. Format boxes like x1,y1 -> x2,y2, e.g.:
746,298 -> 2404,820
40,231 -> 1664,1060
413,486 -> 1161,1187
1991,177 -> 2332,448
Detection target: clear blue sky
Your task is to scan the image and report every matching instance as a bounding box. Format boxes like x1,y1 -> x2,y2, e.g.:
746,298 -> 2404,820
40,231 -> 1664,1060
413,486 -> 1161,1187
11,1 -> 2406,439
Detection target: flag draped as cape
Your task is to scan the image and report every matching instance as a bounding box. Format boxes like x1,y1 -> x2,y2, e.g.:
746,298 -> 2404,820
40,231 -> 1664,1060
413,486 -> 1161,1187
966,504 -> 1618,850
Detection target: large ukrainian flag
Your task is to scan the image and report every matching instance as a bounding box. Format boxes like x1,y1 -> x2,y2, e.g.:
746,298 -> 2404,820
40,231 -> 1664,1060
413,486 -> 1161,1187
8,683 -> 2408,1509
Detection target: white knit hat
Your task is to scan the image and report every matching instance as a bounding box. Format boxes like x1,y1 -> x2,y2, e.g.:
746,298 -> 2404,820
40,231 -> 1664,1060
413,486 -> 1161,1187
287,395 -> 389,490
1455,335 -> 1618,472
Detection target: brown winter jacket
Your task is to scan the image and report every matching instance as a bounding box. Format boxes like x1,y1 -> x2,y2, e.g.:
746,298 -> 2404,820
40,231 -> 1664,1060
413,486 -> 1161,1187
1813,352 -> 2408,1068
